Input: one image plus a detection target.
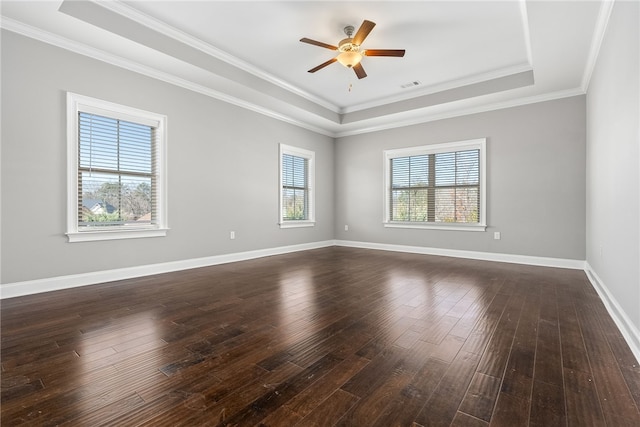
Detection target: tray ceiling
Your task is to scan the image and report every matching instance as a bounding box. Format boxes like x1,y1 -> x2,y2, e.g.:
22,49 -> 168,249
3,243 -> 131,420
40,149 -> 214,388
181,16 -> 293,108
1,1 -> 608,136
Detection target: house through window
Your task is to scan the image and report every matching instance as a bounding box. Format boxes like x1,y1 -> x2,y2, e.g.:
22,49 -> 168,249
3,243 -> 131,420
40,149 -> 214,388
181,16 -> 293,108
67,93 -> 168,242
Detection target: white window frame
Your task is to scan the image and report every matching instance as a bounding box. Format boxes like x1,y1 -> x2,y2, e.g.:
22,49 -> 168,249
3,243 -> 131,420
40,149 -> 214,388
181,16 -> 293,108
279,144 -> 315,228
383,138 -> 487,232
66,92 -> 168,242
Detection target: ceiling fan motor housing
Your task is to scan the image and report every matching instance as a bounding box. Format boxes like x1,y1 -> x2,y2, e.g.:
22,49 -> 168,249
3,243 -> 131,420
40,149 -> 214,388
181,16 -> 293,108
338,25 -> 361,54
343,25 -> 355,37
339,38 -> 360,53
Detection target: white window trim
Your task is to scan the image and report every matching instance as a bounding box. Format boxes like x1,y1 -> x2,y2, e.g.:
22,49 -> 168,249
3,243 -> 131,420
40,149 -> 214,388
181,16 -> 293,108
66,92 -> 169,242
383,138 -> 487,232
279,144 -> 315,228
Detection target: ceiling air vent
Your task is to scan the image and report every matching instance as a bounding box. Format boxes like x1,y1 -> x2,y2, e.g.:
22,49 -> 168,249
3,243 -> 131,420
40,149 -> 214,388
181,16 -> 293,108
401,80 -> 421,89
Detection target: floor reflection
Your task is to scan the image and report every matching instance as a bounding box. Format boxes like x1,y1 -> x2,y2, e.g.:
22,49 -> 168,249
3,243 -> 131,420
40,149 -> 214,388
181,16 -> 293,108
275,267 -> 319,340
72,312 -> 162,418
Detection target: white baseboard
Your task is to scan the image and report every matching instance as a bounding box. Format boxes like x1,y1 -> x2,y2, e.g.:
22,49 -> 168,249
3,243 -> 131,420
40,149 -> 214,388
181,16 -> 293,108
0,239 -> 585,299
334,239 -> 586,270
0,240 -> 335,299
2,239 -> 637,364
584,263 -> 640,364
336,241 -> 639,363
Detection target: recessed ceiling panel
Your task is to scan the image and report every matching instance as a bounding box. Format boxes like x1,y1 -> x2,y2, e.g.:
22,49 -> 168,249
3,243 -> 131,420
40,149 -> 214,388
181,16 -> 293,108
0,0 -> 606,136
122,1 -> 531,110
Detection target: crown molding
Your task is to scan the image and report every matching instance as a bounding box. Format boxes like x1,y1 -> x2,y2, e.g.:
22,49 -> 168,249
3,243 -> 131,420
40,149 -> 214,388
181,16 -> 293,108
340,63 -> 533,115
96,0 -> 340,114
335,87 -> 586,138
519,0 -> 534,67
581,0 -> 616,91
0,11 -> 589,140
0,16 -> 336,138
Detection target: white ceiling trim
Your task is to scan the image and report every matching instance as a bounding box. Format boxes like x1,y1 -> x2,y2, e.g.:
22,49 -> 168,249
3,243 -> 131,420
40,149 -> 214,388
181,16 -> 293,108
0,17 -> 336,138
581,0 -> 616,91
71,0 -> 539,118
334,87 -> 586,138
340,62 -> 533,114
98,0 -> 340,114
519,0 -> 534,67
0,16 -> 587,140
1,0 -> 610,140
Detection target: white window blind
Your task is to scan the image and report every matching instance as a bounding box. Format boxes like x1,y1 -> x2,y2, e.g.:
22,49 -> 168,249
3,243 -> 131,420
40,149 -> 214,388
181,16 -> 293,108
384,139 -> 486,231
281,153 -> 309,220
78,112 -> 157,227
67,92 -> 167,242
279,144 -> 315,227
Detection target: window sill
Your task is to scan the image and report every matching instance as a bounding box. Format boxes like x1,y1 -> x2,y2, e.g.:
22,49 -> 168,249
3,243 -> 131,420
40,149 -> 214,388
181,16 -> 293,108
67,228 -> 169,242
279,221 -> 316,229
383,222 -> 486,232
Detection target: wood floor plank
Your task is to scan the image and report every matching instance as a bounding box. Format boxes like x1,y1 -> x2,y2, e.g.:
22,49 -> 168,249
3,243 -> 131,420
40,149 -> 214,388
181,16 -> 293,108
429,333 -> 466,363
341,345 -> 406,398
574,299 -> 640,424
530,380 -> 566,427
497,292 -> 540,415
209,353 -> 343,426
475,294 -> 525,378
458,372 -> 502,422
205,363 -> 305,425
414,350 -> 481,426
460,293 -> 510,356
371,356 -> 449,427
298,389 -> 359,426
535,317 -> 563,387
2,247 -> 638,426
335,339 -> 433,426
258,403 -> 304,426
278,354 -> 370,420
489,391 -> 529,427
451,411 -> 489,427
557,288 -> 593,373
564,368 -> 606,426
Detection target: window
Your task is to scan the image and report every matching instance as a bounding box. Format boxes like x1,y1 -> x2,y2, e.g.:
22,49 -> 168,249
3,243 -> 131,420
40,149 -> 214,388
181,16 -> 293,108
279,144 -> 315,228
384,138 -> 486,231
66,93 -> 167,242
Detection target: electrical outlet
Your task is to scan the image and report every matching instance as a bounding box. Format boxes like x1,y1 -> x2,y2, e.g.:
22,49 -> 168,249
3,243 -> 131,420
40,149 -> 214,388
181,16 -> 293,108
230,231 -> 235,240
494,232 -> 501,240
344,225 -> 349,231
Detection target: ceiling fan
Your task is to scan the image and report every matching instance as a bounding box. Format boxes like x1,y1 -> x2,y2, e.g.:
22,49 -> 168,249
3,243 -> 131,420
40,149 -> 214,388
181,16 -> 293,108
300,20 -> 405,79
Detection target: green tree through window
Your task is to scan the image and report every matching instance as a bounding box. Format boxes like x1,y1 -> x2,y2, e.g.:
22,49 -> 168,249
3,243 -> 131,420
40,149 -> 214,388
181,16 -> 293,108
78,112 -> 154,227
384,139 -> 486,230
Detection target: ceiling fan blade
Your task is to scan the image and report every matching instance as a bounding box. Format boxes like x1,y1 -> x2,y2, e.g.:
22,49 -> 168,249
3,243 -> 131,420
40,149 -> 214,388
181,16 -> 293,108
353,62 -> 367,79
308,57 -> 338,73
352,20 -> 376,46
364,49 -> 406,57
300,38 -> 338,50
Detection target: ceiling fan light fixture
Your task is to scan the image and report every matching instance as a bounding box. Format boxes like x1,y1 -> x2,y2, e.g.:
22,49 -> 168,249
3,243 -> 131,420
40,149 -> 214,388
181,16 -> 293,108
301,19 -> 404,78
337,51 -> 363,68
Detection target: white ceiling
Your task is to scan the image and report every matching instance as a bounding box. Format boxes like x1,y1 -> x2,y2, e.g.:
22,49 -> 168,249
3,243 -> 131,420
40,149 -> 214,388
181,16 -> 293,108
1,1 -> 608,137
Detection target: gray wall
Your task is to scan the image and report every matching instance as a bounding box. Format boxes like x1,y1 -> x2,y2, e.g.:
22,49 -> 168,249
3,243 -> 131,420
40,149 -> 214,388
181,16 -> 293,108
0,26 -> 594,287
0,31 -> 335,284
335,96 -> 587,261
586,1 -> 640,330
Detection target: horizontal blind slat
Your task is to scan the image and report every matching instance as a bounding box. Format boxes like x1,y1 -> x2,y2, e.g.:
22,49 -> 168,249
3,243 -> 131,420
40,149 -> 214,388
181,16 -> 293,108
390,147 -> 480,223
78,111 -> 156,228
282,153 -> 309,220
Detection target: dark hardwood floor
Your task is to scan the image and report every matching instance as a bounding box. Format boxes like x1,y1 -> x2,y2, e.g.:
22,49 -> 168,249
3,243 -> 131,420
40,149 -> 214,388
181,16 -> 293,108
2,247 -> 639,426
